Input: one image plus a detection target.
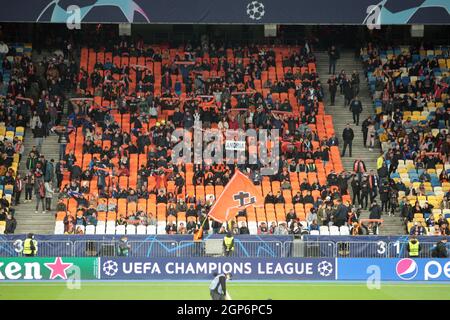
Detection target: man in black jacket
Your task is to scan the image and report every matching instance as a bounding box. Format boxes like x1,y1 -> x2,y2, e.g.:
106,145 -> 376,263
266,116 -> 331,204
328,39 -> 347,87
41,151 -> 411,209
341,124 -> 354,157
327,75 -> 338,105
328,45 -> 339,75
361,117 -> 371,147
334,200 -> 349,227
369,201 -> 382,219
432,238 -> 448,258
4,213 -> 17,234
351,177 -> 361,206
349,96 -> 363,126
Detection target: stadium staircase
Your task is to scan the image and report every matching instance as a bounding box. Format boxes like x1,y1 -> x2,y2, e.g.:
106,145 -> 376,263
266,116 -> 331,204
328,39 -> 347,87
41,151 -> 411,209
14,128 -> 59,235
14,50 -> 70,235
316,50 -> 405,235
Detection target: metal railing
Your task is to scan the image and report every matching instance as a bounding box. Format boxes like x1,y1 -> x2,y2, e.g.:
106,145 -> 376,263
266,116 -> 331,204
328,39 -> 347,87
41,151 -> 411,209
284,241 -> 336,258
336,241 -> 390,258
387,241 -> 439,258
0,240 -> 74,257
0,239 -> 445,258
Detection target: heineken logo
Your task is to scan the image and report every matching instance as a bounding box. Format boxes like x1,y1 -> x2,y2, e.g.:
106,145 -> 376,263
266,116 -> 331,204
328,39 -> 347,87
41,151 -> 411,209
0,257 -> 95,280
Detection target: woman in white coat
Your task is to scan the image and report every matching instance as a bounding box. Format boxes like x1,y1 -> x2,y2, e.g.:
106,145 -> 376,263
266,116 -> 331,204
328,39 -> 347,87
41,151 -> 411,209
366,122 -> 376,151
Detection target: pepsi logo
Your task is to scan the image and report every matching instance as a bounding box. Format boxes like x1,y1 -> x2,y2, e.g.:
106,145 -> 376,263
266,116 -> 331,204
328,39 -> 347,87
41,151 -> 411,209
396,259 -> 418,280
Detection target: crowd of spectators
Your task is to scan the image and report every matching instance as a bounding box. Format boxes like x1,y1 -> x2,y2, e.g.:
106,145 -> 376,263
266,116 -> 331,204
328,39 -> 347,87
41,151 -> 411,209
53,36 -> 365,235
361,43 -> 450,235
0,37 -> 78,234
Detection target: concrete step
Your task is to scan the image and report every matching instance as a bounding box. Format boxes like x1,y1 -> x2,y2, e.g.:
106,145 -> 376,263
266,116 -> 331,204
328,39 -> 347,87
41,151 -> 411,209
14,125 -> 62,235
316,49 -> 405,235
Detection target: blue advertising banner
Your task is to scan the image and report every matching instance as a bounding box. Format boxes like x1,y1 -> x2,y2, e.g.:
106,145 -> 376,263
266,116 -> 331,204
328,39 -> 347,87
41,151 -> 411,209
338,258 -> 450,282
99,257 -> 336,280
0,0 -> 448,24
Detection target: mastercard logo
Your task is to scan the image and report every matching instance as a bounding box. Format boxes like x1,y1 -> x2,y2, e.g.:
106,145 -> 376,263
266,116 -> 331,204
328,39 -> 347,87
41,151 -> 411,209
396,259 -> 418,280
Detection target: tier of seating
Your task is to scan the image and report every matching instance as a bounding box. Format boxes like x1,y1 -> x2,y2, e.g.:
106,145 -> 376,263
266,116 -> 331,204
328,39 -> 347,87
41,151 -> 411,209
56,44 -> 348,235
0,43 -> 32,96
362,44 -> 450,235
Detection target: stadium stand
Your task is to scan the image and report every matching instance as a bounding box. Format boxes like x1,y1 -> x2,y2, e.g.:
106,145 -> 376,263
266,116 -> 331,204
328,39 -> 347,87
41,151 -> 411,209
54,41 -> 354,235
0,42 -> 32,234
361,44 -> 450,236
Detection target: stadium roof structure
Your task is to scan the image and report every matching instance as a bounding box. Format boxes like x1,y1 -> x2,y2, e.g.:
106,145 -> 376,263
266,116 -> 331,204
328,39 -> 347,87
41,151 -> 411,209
0,0 -> 449,24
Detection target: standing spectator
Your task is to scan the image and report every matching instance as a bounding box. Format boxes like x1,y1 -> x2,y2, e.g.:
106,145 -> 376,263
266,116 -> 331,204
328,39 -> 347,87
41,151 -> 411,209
351,70 -> 360,97
55,159 -> 65,188
360,177 -> 370,210
366,121 -> 376,151
328,45 -> 339,75
341,123 -> 354,157
334,200 -> 349,227
379,180 -> 390,214
13,173 -> 23,205
369,200 -> 382,220
44,181 -> 54,211
35,180 -> 46,213
24,171 -> 35,203
44,159 -> 55,183
349,96 -> 363,126
361,117 -> 371,148
327,75 -> 337,105
32,117 -> 46,153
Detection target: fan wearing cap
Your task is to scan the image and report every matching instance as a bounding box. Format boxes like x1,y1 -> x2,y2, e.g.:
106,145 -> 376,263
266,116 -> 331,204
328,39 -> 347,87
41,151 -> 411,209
209,272 -> 232,300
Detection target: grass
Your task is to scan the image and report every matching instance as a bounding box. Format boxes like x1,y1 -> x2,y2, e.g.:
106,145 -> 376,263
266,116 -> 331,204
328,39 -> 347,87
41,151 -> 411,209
0,282 -> 449,300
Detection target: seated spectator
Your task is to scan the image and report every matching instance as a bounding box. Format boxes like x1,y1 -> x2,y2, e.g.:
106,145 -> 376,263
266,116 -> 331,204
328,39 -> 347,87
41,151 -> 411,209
177,222 -> 187,234
264,191 -> 275,204
239,221 -> 250,234
431,225 -> 441,236
186,220 -> 197,234
75,211 -> 86,226
303,190 -> 314,204
4,213 -> 17,234
156,189 -> 168,203
286,209 -> 297,224
127,189 -> 138,203
306,208 -> 318,225
290,221 -> 303,236
309,219 -> 320,231
440,223 -> 450,236
274,222 -> 289,235
258,222 -> 269,235
409,222 -> 427,236
166,222 -> 177,234
275,191 -> 285,204
426,214 -> 436,227
292,191 -> 303,204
